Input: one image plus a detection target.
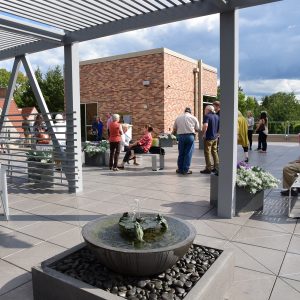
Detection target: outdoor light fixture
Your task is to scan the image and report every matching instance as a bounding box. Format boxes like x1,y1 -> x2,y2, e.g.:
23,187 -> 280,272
143,80 -> 150,86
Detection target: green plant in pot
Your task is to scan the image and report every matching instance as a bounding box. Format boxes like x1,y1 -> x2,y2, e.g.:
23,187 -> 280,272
26,150 -> 53,163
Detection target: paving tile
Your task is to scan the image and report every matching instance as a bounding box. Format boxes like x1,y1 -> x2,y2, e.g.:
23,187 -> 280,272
294,221 -> 300,235
279,252 -> 300,281
269,277 -> 300,299
288,234 -> 300,255
0,281 -> 33,300
226,267 -> 276,300
27,202 -> 72,216
79,189 -> 122,202
9,199 -> 49,212
48,207 -> 102,226
4,242 -> 65,271
194,234 -> 227,250
0,209 -> 49,230
166,203 -> 211,218
245,214 -> 296,234
82,201 -> 128,215
17,220 -> 77,241
200,208 -> 253,226
48,227 -> 83,248
229,242 -> 285,275
0,260 -> 31,296
232,226 -> 291,251
189,219 -> 241,240
0,226 -> 42,258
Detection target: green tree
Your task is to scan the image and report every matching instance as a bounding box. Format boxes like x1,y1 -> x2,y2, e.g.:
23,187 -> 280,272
260,92 -> 300,122
43,66 -> 64,112
21,67 -> 44,109
21,66 -> 64,112
0,68 -> 28,105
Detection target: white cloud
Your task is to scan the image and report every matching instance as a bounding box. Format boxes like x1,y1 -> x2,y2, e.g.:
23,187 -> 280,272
183,14 -> 219,32
241,79 -> 300,99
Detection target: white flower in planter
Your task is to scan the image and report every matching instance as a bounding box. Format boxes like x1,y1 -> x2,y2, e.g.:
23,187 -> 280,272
236,162 -> 280,194
83,140 -> 109,157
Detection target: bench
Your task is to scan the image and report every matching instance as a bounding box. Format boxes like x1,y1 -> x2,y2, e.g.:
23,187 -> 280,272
118,152 -> 164,171
288,173 -> 300,218
135,153 -> 165,171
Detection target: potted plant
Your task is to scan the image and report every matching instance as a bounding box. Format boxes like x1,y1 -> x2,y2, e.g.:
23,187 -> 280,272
26,150 -> 54,184
210,161 -> 280,214
83,140 -> 109,166
158,133 -> 177,147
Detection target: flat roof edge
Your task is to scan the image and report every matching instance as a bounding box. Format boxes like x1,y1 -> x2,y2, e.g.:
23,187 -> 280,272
80,47 -> 217,73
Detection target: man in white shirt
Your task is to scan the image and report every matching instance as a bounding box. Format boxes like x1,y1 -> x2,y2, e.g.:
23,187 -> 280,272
173,107 -> 200,175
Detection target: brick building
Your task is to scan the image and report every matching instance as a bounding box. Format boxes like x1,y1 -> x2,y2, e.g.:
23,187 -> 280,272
80,48 -> 217,140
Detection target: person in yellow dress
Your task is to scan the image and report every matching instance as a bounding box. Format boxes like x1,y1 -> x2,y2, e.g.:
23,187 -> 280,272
238,111 -> 249,162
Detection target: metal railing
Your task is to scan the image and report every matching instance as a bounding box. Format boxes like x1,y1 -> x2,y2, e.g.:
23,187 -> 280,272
0,112 -> 79,190
265,121 -> 300,135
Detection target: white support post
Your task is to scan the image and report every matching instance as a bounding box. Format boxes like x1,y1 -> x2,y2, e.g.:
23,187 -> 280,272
0,164 -> 9,221
218,10 -> 239,218
64,43 -> 83,193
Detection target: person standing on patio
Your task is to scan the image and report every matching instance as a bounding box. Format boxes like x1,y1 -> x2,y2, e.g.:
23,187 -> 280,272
213,101 -> 221,151
247,111 -> 254,150
108,114 -> 123,171
201,105 -> 219,174
256,111 -> 268,153
97,117 -> 103,141
173,107 -> 200,175
238,111 -> 249,163
106,113 -> 113,138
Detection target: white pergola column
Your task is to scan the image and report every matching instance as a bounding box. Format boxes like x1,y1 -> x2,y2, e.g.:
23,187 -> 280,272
64,43 -> 83,193
217,10 -> 239,218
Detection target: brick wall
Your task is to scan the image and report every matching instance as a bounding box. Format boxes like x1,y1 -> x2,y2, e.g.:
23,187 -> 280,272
163,52 -> 197,132
80,53 -> 164,138
80,49 -> 217,139
202,67 -> 218,97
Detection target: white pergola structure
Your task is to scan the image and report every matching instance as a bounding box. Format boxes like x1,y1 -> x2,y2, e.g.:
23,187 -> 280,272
0,0 -> 281,218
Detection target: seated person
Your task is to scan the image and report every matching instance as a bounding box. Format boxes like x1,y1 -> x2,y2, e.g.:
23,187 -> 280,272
280,159 -> 300,196
118,125 -> 153,169
121,123 -> 132,152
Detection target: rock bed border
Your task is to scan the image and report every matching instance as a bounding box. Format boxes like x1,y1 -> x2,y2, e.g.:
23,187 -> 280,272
32,243 -> 234,300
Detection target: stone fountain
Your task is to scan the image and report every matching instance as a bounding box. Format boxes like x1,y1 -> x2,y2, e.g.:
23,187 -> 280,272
32,211 -> 234,300
81,212 -> 196,276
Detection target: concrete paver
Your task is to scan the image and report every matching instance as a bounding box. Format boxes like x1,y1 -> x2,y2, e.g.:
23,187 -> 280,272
0,142 -> 299,299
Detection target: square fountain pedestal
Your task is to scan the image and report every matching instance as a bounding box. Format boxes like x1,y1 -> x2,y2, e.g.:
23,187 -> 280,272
32,243 -> 234,300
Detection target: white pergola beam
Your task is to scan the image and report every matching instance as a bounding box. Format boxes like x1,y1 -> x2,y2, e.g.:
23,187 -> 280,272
0,15 -> 64,43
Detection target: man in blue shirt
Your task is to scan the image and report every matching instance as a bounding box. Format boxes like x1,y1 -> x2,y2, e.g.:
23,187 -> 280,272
201,105 -> 219,174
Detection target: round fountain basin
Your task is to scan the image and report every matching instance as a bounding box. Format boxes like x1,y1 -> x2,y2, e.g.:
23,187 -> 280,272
81,213 -> 196,276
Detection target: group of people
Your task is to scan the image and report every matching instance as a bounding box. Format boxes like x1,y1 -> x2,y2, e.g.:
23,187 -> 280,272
173,102 -> 270,176
106,113 -> 152,171
22,113 -> 66,147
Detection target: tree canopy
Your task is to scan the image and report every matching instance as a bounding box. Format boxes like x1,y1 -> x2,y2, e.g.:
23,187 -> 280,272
0,66 -> 64,112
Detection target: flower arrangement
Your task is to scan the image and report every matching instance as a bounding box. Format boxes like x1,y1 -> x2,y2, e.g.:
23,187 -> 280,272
26,150 -> 53,163
236,161 -> 280,194
158,133 -> 177,140
83,140 -> 109,157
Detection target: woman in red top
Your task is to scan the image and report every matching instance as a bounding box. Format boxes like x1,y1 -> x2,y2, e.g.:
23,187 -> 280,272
118,125 -> 153,169
108,114 -> 123,171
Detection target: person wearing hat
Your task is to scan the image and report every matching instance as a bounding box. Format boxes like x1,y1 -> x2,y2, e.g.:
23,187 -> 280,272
173,107 -> 200,175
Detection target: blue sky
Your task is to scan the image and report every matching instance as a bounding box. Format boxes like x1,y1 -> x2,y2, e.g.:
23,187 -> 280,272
0,0 -> 299,99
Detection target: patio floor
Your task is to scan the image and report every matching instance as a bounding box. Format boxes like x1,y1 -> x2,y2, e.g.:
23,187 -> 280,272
0,142 -> 300,300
